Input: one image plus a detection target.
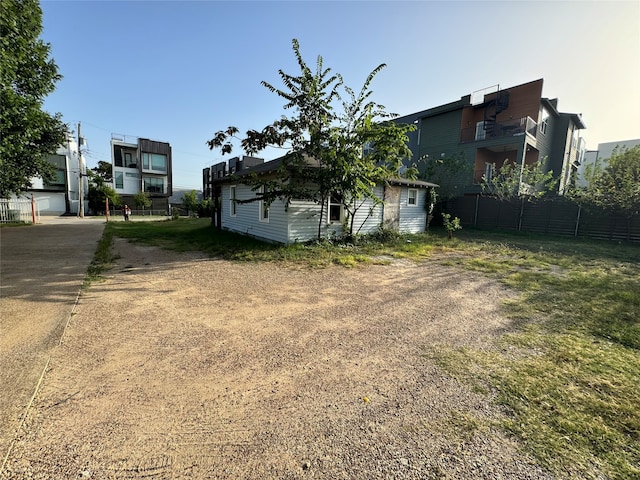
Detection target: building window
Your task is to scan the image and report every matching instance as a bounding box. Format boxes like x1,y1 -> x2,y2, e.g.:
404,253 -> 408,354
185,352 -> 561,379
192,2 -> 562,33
115,171 -> 124,189
230,185 -> 237,217
142,153 -> 167,173
329,193 -> 343,222
407,189 -> 418,206
540,107 -> 549,135
143,176 -> 164,193
259,186 -> 269,222
484,163 -> 495,182
475,121 -> 486,141
44,155 -> 66,188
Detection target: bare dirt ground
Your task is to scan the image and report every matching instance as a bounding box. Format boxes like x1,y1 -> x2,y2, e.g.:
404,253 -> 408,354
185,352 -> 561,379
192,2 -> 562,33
3,238 -> 554,479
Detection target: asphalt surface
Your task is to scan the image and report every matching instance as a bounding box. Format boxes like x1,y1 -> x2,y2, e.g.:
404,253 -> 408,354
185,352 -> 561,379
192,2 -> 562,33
0,216 -> 106,464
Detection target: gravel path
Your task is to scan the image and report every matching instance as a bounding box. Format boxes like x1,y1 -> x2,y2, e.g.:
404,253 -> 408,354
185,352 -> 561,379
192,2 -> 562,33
3,239 -> 554,479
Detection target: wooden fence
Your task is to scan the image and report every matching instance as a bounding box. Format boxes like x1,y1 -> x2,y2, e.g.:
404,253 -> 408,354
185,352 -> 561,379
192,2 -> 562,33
444,196 -> 640,243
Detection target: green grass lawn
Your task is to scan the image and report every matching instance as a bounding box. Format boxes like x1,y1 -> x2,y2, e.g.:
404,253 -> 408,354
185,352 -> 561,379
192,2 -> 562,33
100,218 -> 639,479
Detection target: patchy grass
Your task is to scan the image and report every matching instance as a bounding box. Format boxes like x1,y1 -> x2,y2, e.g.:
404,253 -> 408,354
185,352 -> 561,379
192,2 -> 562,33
83,225 -> 118,288
105,218 -> 640,478
430,229 -> 640,479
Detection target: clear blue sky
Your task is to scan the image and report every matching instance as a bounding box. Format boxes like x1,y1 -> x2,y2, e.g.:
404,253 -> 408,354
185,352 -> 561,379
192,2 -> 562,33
40,0 -> 640,190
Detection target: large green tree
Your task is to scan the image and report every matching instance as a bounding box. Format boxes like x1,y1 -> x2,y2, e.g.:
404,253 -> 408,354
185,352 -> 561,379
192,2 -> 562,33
208,39 -> 415,239
0,0 -> 67,197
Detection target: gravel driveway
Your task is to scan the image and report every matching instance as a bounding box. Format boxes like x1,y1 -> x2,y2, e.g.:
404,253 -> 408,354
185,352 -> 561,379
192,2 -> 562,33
3,237 -> 554,479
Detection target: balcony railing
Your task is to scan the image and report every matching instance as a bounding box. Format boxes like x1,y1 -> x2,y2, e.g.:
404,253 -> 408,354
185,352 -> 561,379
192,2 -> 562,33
461,116 -> 537,144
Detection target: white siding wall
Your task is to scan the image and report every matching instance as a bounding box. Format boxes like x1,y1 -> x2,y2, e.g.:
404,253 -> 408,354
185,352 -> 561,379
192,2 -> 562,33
349,186 -> 384,235
221,184 -> 289,243
398,187 -> 427,233
221,183 -> 428,243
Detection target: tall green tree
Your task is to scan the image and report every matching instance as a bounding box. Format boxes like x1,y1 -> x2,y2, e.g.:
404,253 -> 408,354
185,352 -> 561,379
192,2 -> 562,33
0,0 -> 67,197
207,38 -> 415,239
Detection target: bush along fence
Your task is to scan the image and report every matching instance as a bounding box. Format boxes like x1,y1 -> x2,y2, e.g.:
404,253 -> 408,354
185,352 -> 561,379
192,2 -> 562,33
445,195 -> 640,243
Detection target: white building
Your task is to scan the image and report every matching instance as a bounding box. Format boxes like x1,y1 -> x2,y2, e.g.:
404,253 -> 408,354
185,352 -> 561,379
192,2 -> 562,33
18,132 -> 89,216
578,139 -> 640,187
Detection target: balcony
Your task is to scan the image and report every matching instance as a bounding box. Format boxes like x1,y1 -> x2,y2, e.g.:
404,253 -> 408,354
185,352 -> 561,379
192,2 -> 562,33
461,116 -> 537,144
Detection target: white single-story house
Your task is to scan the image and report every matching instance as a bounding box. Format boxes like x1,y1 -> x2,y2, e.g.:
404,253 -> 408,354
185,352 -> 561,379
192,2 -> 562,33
209,156 -> 438,244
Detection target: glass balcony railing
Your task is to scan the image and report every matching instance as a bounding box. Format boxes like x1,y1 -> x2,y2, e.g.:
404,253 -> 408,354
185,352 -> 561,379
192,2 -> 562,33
460,116 -> 537,143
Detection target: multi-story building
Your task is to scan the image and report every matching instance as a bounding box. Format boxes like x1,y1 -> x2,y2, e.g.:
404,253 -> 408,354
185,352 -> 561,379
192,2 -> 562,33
578,138 -> 640,187
395,78 -> 586,196
26,132 -> 88,216
111,135 -> 173,212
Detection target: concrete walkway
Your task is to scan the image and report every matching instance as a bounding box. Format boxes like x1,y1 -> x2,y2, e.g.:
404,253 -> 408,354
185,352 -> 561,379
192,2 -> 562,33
0,217 -> 106,463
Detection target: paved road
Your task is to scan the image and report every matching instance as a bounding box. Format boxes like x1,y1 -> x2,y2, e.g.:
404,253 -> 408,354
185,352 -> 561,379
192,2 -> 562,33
0,216 -> 106,462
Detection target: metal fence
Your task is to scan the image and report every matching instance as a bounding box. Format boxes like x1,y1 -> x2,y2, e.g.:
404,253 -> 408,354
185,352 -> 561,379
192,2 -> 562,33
444,196 -> 640,243
0,198 -> 38,224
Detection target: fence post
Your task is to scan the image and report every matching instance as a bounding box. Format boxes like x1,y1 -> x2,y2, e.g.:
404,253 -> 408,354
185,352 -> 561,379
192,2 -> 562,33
474,194 -> 479,227
31,195 -> 36,224
574,204 -> 581,237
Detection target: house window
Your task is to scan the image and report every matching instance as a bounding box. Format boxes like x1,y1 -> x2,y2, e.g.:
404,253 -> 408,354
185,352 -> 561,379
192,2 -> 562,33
142,153 -> 167,173
230,185 -> 237,217
115,171 -> 124,189
44,155 -> 66,188
259,186 -> 269,222
143,176 -> 164,193
484,163 -> 495,182
475,121 -> 486,141
329,193 -> 343,222
540,107 -> 549,135
407,189 -> 418,206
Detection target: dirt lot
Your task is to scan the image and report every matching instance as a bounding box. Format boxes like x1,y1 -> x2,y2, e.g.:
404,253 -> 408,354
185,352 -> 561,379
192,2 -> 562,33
2,238 -> 553,479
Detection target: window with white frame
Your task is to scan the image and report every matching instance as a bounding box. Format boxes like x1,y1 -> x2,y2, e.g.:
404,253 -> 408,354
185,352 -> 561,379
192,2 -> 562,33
539,107 -> 549,135
229,185 -> 237,217
475,121 -> 486,141
259,186 -> 269,222
115,171 -> 124,189
328,193 -> 343,223
142,152 -> 167,173
407,188 -> 418,206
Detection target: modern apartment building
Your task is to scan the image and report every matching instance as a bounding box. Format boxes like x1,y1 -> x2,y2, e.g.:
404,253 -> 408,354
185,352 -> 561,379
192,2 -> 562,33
111,135 -> 173,211
395,78 -> 586,196
24,132 -> 88,216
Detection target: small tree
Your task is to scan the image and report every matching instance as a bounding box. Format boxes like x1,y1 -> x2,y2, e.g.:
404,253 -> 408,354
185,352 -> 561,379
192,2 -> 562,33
481,158 -> 557,202
181,189 -> 198,216
418,152 -> 471,200
442,212 -> 462,239
87,170 -> 119,214
133,191 -> 151,215
569,146 -> 640,239
92,160 -> 113,183
208,38 -> 416,240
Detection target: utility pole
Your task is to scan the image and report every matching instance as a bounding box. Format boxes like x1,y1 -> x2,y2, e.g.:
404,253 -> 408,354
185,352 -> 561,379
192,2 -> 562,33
77,122 -> 84,218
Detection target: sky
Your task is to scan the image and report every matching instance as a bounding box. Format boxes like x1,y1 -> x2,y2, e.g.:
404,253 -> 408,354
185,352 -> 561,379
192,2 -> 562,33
40,0 -> 640,190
